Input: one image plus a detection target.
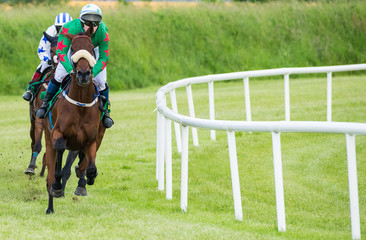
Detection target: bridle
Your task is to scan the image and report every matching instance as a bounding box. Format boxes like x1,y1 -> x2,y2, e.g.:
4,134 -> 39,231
70,35 -> 95,87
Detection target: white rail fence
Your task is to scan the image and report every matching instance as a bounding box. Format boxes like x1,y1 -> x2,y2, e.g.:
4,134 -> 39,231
155,64 -> 366,239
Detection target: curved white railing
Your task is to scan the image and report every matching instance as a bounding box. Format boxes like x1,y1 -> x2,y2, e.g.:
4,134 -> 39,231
155,64 -> 366,239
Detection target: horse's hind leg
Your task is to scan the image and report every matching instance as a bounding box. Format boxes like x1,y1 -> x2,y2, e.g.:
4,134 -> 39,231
40,152 -> 46,177
74,151 -> 87,196
61,151 -> 78,191
75,171 -> 87,196
25,114 -> 43,175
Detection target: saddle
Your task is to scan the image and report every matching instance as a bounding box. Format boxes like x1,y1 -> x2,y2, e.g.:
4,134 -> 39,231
41,74 -> 72,117
27,67 -> 53,103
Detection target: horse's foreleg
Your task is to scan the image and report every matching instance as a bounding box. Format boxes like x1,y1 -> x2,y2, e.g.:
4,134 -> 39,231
77,142 -> 98,186
45,142 -> 56,214
61,151 -> 78,190
50,131 -> 66,198
85,142 -> 98,186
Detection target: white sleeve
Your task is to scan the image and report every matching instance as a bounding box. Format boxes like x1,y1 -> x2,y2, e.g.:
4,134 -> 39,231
37,25 -> 56,63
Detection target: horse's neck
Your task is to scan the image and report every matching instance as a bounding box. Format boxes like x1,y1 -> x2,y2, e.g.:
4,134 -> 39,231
68,78 -> 95,103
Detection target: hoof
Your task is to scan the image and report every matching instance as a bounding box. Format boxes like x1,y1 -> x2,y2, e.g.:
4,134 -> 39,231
74,187 -> 87,196
50,185 -> 64,198
86,168 -> 98,185
46,208 -> 54,214
25,168 -> 35,175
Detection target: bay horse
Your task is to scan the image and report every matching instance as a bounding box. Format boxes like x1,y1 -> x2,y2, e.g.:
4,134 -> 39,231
44,29 -> 105,214
25,31 -> 58,176
25,32 -> 81,193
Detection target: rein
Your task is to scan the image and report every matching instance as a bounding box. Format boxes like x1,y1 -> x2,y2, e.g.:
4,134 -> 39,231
71,35 -> 92,45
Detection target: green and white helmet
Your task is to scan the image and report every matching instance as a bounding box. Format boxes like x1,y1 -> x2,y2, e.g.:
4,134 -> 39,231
80,4 -> 102,23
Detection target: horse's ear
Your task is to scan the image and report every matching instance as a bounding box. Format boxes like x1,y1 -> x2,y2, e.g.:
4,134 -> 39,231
43,32 -> 58,43
64,32 -> 76,41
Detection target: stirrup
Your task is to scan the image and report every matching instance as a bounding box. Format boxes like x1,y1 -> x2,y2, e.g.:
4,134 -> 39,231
23,90 -> 33,102
35,102 -> 49,119
102,115 -> 114,128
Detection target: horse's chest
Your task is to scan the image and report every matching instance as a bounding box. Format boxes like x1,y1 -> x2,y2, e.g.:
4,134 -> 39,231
59,120 -> 99,148
54,105 -> 100,149
64,126 -> 97,150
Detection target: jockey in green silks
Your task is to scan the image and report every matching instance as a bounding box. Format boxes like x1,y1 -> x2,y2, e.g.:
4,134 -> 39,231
36,3 -> 114,128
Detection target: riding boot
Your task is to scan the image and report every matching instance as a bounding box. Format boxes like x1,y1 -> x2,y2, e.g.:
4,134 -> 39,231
35,78 -> 60,119
23,69 -> 42,101
100,87 -> 114,128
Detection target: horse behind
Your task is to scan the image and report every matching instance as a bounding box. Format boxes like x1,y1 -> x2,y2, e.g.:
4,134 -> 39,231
25,32 -> 82,193
25,32 -> 58,176
44,30 -> 105,214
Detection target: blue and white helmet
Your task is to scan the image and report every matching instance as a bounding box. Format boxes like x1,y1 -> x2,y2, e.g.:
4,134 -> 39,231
54,12 -> 73,27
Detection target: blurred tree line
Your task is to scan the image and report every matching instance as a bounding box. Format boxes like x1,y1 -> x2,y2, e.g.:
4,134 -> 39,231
0,0 -> 336,5
1,0 -> 67,4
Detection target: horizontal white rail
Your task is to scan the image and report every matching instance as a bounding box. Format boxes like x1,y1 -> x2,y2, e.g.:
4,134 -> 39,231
157,108 -> 366,134
157,64 -> 366,95
155,64 -> 366,240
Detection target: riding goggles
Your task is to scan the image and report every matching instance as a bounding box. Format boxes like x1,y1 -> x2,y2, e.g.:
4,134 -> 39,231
82,19 -> 100,27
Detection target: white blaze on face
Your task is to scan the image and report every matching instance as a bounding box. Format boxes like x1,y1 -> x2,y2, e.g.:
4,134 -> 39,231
71,50 -> 96,67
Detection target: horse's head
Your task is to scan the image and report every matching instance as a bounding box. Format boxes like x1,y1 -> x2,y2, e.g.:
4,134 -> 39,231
43,32 -> 59,68
64,29 -> 95,87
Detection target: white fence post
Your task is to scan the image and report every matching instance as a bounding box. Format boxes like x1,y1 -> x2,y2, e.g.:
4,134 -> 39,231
170,89 -> 182,153
156,112 -> 159,180
157,110 -> 165,191
186,84 -> 199,146
227,131 -> 243,221
271,132 -> 286,232
208,81 -> 216,140
346,134 -> 361,240
284,74 -> 290,121
327,72 -> 332,122
181,125 -> 189,212
243,77 -> 252,122
155,64 -> 366,237
165,118 -> 172,200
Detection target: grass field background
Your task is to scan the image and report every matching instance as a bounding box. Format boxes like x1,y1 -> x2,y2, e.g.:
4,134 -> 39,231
0,74 -> 365,239
1,1 -> 366,94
